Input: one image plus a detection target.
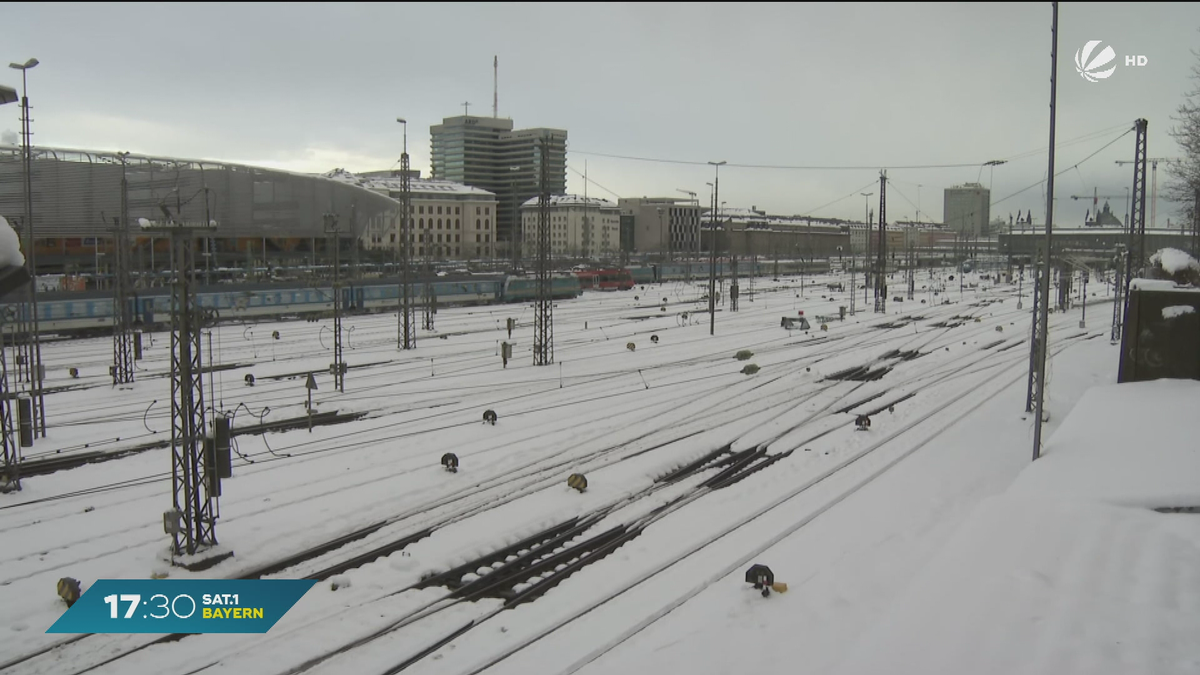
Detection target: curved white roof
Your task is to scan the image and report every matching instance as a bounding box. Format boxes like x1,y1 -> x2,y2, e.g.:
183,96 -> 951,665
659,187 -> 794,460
324,168 -> 495,198
520,194 -> 618,208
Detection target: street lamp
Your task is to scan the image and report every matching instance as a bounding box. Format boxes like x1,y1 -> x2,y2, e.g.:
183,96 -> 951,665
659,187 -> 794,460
9,57 -> 44,436
978,159 -> 1006,185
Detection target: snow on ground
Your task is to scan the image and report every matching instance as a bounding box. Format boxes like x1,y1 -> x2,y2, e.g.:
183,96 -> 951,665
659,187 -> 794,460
834,379 -> 1200,675
0,266 -> 1139,675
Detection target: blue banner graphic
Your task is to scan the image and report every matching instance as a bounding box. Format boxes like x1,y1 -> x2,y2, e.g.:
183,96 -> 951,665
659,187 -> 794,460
46,579 -> 317,634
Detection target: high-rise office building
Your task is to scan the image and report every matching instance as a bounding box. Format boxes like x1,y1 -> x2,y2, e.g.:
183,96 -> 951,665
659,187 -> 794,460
943,183 -> 991,237
430,115 -> 567,257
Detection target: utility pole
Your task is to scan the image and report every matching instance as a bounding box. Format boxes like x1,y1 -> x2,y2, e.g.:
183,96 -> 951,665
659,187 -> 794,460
533,135 -> 554,365
1192,187 -> 1199,259
11,58 -> 45,438
849,255 -> 856,315
707,161 -> 726,335
1121,119 -> 1149,304
141,212 -> 222,560
874,171 -> 888,313
861,192 -> 873,307
1109,245 -> 1126,342
397,118 -> 415,349
1031,1 -> 1058,461
0,306 -> 18,492
110,151 -> 136,386
730,254 -> 739,312
906,239 -> 915,301
422,207 -> 435,331
325,213 -> 345,392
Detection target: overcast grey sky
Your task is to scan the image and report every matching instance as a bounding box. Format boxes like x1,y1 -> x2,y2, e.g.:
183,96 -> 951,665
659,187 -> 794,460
4,2 -> 1199,227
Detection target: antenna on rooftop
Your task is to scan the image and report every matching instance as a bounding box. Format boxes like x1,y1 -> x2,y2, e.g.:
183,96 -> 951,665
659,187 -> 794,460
462,101 -> 471,116
493,56 -> 498,118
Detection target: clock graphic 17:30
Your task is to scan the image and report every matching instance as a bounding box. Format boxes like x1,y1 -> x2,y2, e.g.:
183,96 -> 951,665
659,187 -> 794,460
104,593 -> 197,620
47,579 -> 316,634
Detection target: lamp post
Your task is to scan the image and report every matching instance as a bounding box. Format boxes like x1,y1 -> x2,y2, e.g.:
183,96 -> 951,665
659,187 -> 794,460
9,57 -> 44,437
707,161 -> 725,336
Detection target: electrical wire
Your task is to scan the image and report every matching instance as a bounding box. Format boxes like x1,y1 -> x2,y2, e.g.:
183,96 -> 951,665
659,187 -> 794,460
569,122 -> 1139,172
990,127 -> 1134,208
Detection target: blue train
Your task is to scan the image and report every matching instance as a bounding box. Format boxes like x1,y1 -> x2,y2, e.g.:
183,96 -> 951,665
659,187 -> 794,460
3,273 -> 583,336
627,259 -> 826,284
6,260 -> 828,337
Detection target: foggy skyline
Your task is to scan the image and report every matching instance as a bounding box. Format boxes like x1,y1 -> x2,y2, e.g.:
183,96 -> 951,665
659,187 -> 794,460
4,2 -> 1199,227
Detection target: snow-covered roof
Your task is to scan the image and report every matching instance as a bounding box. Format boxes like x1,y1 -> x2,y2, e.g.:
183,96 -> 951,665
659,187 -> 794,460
1129,278 -> 1200,293
520,194 -> 618,209
0,215 -> 25,268
837,380 -> 1200,675
1003,227 -> 1184,237
324,169 -> 495,198
1150,247 -> 1200,275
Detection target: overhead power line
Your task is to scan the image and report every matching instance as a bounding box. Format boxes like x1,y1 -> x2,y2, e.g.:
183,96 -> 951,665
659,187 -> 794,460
570,122 -> 1136,172
567,164 -> 621,199
990,126 -> 1134,208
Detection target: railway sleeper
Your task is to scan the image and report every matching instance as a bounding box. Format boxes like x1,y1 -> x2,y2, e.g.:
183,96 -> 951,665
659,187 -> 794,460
700,447 -> 768,489
653,444 -> 735,484
707,450 -> 795,490
451,524 -> 633,603
416,516 -> 589,591
499,525 -> 643,607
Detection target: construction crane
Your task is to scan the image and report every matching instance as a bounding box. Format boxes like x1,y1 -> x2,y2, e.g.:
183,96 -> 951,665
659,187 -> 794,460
1114,158 -> 1179,229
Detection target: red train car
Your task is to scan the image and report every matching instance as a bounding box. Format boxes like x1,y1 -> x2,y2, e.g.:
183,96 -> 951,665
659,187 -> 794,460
575,268 -> 634,291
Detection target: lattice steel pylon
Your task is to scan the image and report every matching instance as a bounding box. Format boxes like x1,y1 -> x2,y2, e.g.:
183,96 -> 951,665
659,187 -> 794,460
1124,119 -> 1148,302
874,171 -> 888,313
325,213 -> 345,392
1110,246 -> 1126,342
730,256 -> 739,312
749,253 -> 756,302
422,213 -> 435,332
398,151 -> 416,350
0,308 -> 18,492
1025,252 -> 1043,413
1192,187 -> 1199,259
143,215 -> 219,557
532,136 -> 554,366
906,247 -> 915,301
111,155 -> 135,385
